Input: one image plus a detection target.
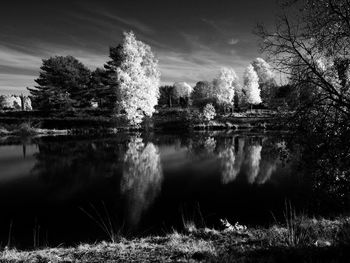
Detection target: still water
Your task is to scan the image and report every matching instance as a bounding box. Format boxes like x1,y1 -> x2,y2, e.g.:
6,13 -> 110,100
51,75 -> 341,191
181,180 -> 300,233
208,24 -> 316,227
0,132 -> 312,248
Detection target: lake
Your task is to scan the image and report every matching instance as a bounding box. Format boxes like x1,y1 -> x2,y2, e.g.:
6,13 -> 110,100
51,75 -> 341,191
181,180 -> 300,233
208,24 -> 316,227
0,131 -> 317,248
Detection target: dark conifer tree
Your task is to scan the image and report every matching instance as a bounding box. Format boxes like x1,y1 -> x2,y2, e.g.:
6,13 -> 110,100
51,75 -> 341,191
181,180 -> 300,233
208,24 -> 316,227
89,68 -> 116,109
101,45 -> 125,112
28,56 -> 91,110
159,85 -> 175,107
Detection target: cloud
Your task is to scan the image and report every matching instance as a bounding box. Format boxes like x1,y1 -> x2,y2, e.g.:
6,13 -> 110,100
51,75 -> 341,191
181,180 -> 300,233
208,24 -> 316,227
0,46 -> 41,93
75,4 -> 155,35
0,45 -> 42,72
228,38 -> 239,45
0,73 -> 36,94
201,18 -> 227,35
69,7 -> 167,50
0,17 -> 257,94
0,43 -> 108,93
157,32 -> 250,86
158,48 -> 249,86
103,13 -> 155,35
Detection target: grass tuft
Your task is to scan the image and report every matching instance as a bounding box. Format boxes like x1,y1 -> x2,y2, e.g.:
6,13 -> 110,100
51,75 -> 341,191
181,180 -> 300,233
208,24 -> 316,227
80,203 -> 123,243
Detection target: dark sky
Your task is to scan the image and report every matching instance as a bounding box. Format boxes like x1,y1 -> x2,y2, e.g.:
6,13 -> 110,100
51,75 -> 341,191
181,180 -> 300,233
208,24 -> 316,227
0,0 -> 280,94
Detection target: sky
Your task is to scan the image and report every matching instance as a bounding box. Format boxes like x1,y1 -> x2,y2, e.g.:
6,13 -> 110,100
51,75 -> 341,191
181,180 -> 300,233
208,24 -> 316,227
0,0 -> 281,95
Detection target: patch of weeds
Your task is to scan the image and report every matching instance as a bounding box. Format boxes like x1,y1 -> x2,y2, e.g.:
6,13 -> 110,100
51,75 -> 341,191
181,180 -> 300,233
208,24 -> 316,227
281,201 -> 314,246
167,232 -> 217,260
80,202 -> 123,243
180,204 -> 206,234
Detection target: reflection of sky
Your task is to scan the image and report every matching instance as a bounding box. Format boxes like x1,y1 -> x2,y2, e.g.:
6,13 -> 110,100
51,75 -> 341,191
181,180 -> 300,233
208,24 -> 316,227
158,145 -> 189,170
0,144 -> 37,183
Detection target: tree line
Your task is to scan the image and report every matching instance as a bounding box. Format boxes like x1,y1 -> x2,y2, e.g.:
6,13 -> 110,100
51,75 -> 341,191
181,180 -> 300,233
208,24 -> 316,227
158,58 -> 278,113
28,31 -> 282,124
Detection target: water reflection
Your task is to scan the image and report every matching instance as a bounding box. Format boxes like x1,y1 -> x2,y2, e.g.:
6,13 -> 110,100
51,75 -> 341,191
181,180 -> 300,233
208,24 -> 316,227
204,137 -> 217,154
256,161 -> 277,184
28,137 -> 125,200
218,136 -> 285,185
121,137 -> 163,227
219,137 -> 245,184
0,132 -> 302,247
245,144 -> 262,184
0,143 -> 37,182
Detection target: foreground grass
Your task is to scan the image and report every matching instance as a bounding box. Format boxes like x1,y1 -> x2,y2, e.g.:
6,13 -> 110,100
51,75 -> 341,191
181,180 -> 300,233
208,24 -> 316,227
1,217 -> 349,263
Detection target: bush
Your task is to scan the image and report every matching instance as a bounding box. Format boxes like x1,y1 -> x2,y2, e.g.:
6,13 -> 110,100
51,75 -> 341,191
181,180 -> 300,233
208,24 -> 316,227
202,104 -> 216,121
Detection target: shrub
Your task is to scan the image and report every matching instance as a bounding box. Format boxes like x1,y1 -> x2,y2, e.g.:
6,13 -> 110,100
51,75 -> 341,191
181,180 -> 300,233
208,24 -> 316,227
203,104 -> 216,121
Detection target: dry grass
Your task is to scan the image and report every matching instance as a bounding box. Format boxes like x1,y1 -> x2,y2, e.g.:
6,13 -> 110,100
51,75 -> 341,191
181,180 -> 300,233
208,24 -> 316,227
167,231 -> 217,260
0,217 -> 349,263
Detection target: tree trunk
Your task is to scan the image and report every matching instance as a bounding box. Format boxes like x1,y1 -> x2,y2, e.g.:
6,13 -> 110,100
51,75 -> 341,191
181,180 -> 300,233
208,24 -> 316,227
169,95 -> 172,108
20,94 -> 24,111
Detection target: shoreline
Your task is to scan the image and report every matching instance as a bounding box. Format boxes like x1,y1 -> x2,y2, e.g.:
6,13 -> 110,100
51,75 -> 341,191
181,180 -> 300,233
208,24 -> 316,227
0,127 -> 69,136
1,216 -> 349,262
0,109 -> 285,135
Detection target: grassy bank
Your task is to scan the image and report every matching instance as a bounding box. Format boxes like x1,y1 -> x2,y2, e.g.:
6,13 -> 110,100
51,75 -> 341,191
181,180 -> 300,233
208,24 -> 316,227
1,217 -> 349,263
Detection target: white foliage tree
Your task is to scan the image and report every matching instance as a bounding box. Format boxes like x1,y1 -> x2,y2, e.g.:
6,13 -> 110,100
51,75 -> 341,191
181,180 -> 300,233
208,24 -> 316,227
212,67 -> 238,110
252,58 -> 275,83
23,97 -> 32,111
252,58 -> 276,104
202,103 -> 216,121
173,82 -> 193,99
116,31 -> 161,125
2,95 -> 22,110
243,64 -> 262,107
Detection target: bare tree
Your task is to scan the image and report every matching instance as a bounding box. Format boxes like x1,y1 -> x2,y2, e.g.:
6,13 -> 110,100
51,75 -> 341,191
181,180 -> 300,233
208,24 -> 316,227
256,0 -> 350,118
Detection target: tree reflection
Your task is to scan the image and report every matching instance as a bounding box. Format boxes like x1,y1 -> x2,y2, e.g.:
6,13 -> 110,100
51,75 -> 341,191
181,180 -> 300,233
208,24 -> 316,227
218,136 -> 288,185
188,134 -> 218,159
245,144 -> 262,184
255,139 -> 284,184
121,137 -> 163,227
204,137 -> 216,154
220,137 -> 245,184
255,161 -> 277,184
